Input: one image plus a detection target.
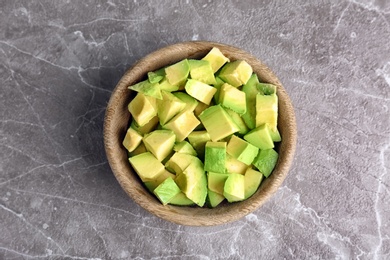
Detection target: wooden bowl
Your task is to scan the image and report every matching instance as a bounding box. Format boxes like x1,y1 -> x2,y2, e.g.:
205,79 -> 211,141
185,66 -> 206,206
103,41 -> 297,226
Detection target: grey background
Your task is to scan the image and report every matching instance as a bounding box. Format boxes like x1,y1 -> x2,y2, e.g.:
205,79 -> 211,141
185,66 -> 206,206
1,0 -> 390,259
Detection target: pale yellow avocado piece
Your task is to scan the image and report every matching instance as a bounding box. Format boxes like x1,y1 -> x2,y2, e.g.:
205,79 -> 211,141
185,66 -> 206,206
165,152 -> 197,174
144,169 -> 176,192
184,79 -> 217,105
207,189 -> 225,208
244,168 -> 264,199
165,59 -> 190,87
128,93 -> 157,127
193,101 -> 210,118
157,91 -> 186,125
159,77 -> 180,92
223,173 -> 245,202
173,92 -> 199,112
175,157 -> 207,207
122,127 -> 143,152
256,93 -> 278,132
130,116 -> 159,135
128,152 -> 165,182
129,142 -> 147,157
188,59 -> 217,85
225,153 -> 249,175
207,171 -> 229,195
201,47 -> 230,73
142,130 -> 176,161
218,83 -> 247,115
173,141 -> 197,156
219,60 -> 253,87
187,130 -> 211,159
163,111 -> 200,142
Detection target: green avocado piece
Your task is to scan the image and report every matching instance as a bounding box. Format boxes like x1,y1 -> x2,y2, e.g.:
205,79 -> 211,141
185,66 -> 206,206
244,168 -> 264,199
188,59 -> 217,85
270,128 -> 282,142
163,111 -> 200,142
185,79 -> 217,105
252,149 -> 279,178
218,60 -> 253,87
201,47 -> 230,73
128,93 -> 158,127
165,152 -> 196,174
165,59 -> 190,87
157,91 -> 186,125
173,92 -> 199,112
223,173 -> 245,202
173,141 -> 197,156
256,93 -> 278,132
257,82 -> 277,95
187,130 -> 211,160
212,77 -> 225,103
144,169 -> 175,192
158,77 -> 180,92
204,141 -> 227,173
225,108 -> 250,135
207,189 -> 225,208
207,171 -> 229,195
169,192 -> 195,206
128,79 -> 162,100
128,152 -> 165,182
143,130 -> 176,161
218,83 -> 246,115
130,116 -> 159,135
122,127 -> 143,152
148,71 -> 164,84
198,105 -> 240,142
153,177 -> 181,205
226,135 -> 259,165
241,74 -> 260,129
175,157 -> 207,207
243,124 -> 274,150
128,142 -> 147,157
225,153 -> 249,175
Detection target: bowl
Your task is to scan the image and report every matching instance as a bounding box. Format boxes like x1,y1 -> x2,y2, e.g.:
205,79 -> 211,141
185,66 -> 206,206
103,41 -> 297,226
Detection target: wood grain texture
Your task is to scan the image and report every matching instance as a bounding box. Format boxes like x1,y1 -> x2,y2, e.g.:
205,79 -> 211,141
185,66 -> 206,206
103,41 -> 297,226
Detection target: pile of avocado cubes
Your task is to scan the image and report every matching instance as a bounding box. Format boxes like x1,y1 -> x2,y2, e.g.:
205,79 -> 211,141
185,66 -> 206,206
123,47 -> 281,208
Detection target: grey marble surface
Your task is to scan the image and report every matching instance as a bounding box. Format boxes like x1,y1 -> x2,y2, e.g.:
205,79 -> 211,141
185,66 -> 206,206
1,0 -> 390,259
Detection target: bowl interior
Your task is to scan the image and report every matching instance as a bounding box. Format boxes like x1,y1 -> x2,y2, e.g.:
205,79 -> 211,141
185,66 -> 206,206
103,41 -> 297,226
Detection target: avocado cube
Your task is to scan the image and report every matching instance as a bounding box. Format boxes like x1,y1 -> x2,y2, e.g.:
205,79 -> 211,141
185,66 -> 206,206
256,93 -> 278,132
130,116 -> 159,135
122,127 -> 143,152
201,47 -> 230,73
144,169 -> 175,192
128,93 -> 158,127
173,92 -> 199,112
244,168 -> 264,199
157,91 -> 186,125
225,108 -> 250,135
225,153 -> 249,175
169,192 -> 195,206
165,59 -> 190,87
227,135 -> 259,165
147,71 -> 164,84
175,158 -> 207,207
187,131 -> 211,160
218,60 -> 253,87
212,77 -> 225,103
188,59 -> 217,85
128,152 -> 165,182
207,189 -> 225,208
143,130 -> 176,161
257,83 -> 277,95
252,149 -> 279,178
270,128 -> 282,142
165,152 -> 196,174
158,77 -> 180,92
128,79 -> 162,100
218,83 -> 246,115
241,74 -> 260,129
204,141 -> 227,173
244,124 -> 274,150
223,173 -> 245,202
163,111 -> 200,142
184,79 -> 217,105
193,101 -> 210,118
129,142 -> 147,157
173,141 -> 197,156
198,105 -> 240,142
207,171 -> 229,195
153,177 -> 181,205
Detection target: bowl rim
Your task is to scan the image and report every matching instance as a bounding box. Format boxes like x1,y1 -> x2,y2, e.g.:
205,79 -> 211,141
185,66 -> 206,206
104,41 -> 297,226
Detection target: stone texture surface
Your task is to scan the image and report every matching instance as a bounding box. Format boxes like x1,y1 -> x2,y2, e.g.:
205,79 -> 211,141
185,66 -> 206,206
1,0 -> 390,259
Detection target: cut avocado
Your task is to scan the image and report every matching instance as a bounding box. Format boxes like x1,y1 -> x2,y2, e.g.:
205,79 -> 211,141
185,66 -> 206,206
241,74 -> 260,129
225,153 -> 249,175
204,141 -> 227,173
252,149 -> 279,178
187,130 -> 211,160
144,169 -> 175,192
129,142 -> 147,157
128,79 -> 162,100
218,83 -> 246,115
188,59 -> 217,85
225,108 -> 250,135
256,93 -> 278,132
128,152 -> 165,182
123,127 -> 143,152
148,71 -> 164,84
207,189 -> 225,208
207,171 -> 229,195
257,82 -> 277,95
143,130 -> 176,161
198,105 -> 240,141
223,173 -> 245,202
165,59 -> 190,87
159,77 -> 180,92
227,135 -> 259,165
173,92 -> 199,112
165,152 -> 196,174
244,168 -> 263,199
128,93 -> 158,127
243,124 -> 274,150
212,77 -> 225,103
130,116 -> 159,136
201,47 -> 230,73
157,91 -> 186,125
218,60 -> 253,87
173,141 -> 197,156
153,177 -> 181,205
270,128 -> 282,142
163,111 -> 200,142
185,79 -> 217,105
169,192 -> 195,206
